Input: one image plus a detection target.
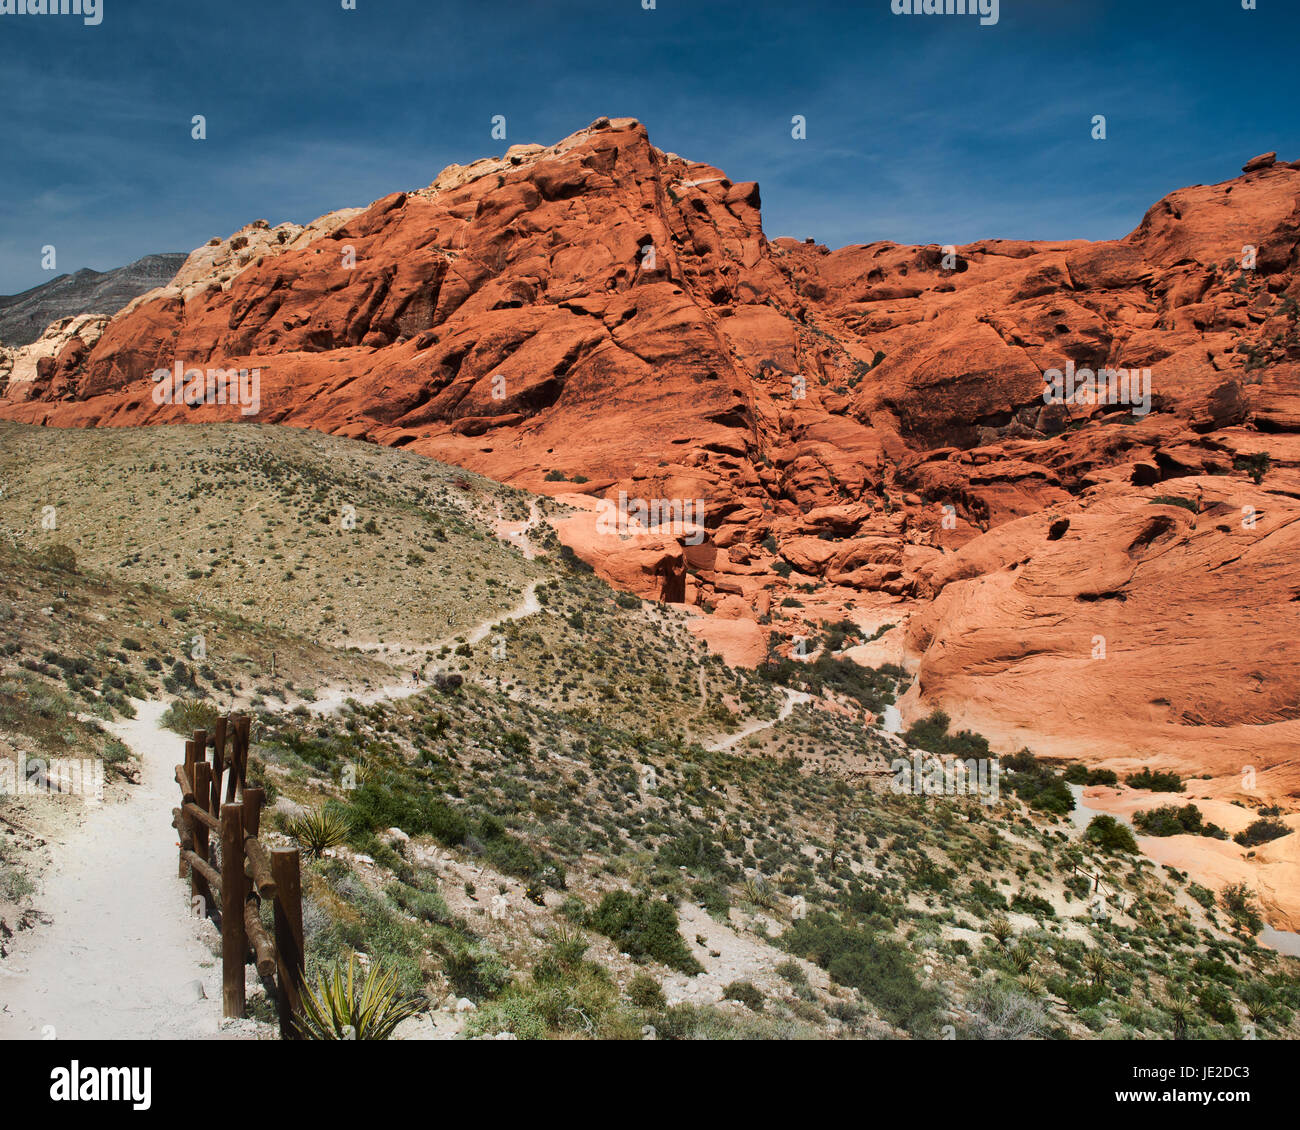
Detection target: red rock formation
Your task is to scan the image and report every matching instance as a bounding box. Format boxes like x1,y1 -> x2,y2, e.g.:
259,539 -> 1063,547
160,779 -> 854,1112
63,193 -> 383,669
4,117 -> 1299,806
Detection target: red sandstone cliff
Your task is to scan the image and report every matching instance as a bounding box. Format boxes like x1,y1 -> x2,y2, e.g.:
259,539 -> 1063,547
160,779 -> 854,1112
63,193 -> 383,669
4,119 -> 1299,811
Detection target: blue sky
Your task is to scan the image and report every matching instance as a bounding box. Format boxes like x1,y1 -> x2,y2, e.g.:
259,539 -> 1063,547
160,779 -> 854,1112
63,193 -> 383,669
1,0 -> 1297,294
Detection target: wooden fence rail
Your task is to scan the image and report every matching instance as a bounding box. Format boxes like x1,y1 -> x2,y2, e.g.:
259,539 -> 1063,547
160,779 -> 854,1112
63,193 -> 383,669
171,715 -> 306,1037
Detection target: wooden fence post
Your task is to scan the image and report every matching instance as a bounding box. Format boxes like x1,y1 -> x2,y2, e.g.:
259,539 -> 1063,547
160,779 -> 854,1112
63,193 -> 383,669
237,714 -> 251,794
225,715 -> 250,804
220,803 -> 246,1018
176,807 -> 192,879
271,848 -> 304,1039
176,751 -> 195,879
243,786 -> 265,837
192,762 -> 213,916
211,716 -> 227,814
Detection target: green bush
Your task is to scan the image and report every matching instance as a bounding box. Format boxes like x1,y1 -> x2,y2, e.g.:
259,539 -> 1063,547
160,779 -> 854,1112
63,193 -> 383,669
1150,495 -> 1198,513
344,780 -> 468,845
159,697 -> 220,736
902,710 -> 990,759
1126,768 -> 1184,793
1234,819 -> 1290,848
588,890 -> 702,974
1134,803 -> 1204,837
781,912 -> 939,1034
1084,815 -> 1138,854
627,971 -> 667,1010
1002,753 -> 1074,815
723,980 -> 765,1011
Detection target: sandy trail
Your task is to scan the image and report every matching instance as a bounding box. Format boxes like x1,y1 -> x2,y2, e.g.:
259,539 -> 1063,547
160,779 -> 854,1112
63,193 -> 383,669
707,689 -> 811,752
0,700 -> 223,1039
0,576 -> 547,1039
494,499 -> 544,560
308,581 -> 542,715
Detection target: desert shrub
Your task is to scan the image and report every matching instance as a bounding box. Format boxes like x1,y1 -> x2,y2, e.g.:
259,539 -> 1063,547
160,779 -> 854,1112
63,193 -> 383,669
1126,768 -> 1184,793
723,980 -> 765,1011
1010,892 -> 1056,918
36,543 -> 77,573
470,815 -> 566,889
758,652 -> 903,715
159,697 -> 220,735
902,710 -> 990,759
1233,452 -> 1271,484
588,890 -> 702,974
1084,815 -> 1138,854
628,971 -> 667,1010
1234,819 -> 1290,848
0,860 -> 35,901
464,993 -> 547,1040
343,779 -> 468,846
385,881 -> 451,925
1220,883 -> 1264,933
964,979 -> 1049,1039
775,959 -> 808,986
781,912 -> 940,1034
658,831 -> 731,877
1048,975 -> 1105,1013
1063,763 -> 1118,786
1134,804 -> 1204,837
691,878 -> 731,918
967,880 -> 1008,912
1002,753 -> 1073,815
441,943 -> 512,1000
1150,495 -> 1198,513
1197,983 -> 1237,1026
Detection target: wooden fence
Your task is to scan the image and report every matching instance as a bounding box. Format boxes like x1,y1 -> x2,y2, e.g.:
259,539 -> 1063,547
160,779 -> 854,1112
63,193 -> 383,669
171,714 -> 306,1037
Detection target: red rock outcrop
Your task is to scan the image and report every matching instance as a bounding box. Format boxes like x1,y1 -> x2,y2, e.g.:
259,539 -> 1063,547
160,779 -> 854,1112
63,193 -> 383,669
4,118 -> 1300,811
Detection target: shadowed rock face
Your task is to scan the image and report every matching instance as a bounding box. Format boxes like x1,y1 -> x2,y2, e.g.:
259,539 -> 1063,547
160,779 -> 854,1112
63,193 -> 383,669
4,119 -> 1300,797
0,253 -> 187,347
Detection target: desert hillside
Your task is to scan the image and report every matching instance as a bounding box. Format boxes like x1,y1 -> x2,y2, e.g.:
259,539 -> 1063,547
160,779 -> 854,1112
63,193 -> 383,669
1,421 -> 1298,1041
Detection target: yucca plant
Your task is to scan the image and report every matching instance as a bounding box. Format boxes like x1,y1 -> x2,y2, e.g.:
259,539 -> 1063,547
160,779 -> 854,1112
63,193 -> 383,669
1009,942 -> 1035,974
285,807 -> 350,858
742,877 -> 778,910
987,914 -> 1014,948
1082,948 -> 1109,986
1165,994 -> 1194,1040
1020,971 -> 1047,997
294,954 -> 423,1040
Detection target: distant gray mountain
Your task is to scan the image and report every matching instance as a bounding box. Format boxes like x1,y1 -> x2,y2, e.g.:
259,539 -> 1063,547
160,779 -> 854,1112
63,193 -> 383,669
0,253 -> 187,347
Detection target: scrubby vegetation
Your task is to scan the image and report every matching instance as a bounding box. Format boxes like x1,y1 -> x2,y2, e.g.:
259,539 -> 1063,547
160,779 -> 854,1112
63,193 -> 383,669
4,420 -> 1297,1042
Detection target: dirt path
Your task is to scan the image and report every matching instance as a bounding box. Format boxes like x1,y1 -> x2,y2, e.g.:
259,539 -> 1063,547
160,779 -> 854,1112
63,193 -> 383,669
707,688 -> 811,752
307,581 -> 542,715
0,700 -> 226,1039
493,499 -> 544,560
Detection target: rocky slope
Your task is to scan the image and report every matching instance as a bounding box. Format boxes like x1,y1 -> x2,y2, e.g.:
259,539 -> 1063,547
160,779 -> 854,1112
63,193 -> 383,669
0,253 -> 187,347
2,120 -> 1298,805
